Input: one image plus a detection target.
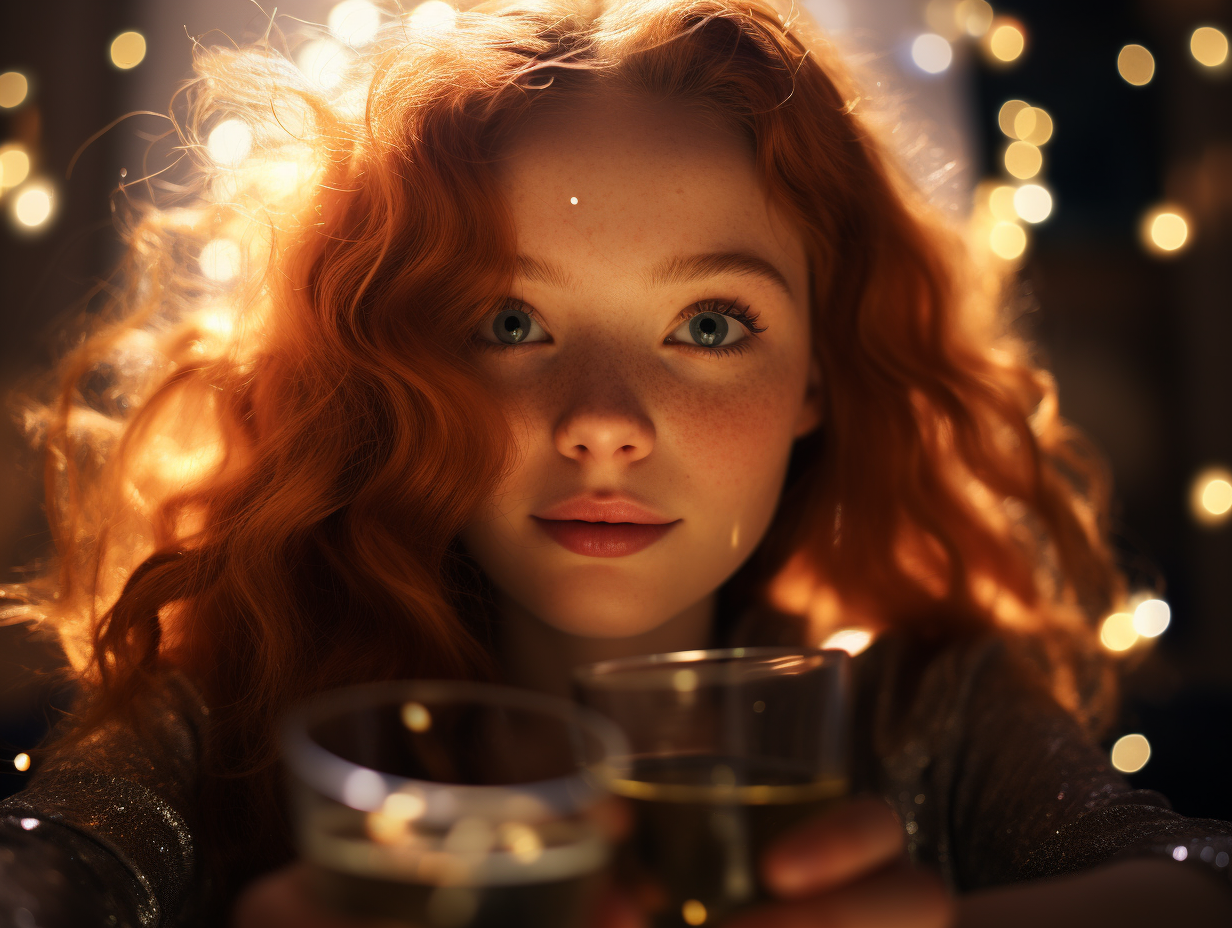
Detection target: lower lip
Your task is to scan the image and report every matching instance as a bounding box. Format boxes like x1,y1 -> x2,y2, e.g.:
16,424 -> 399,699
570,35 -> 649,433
532,518 -> 678,558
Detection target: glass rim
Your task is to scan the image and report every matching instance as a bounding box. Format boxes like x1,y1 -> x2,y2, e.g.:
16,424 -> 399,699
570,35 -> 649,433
280,678 -> 630,819
572,645 -> 846,684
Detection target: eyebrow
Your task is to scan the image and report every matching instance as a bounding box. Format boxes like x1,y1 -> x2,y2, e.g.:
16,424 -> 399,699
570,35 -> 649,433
515,250 -> 794,298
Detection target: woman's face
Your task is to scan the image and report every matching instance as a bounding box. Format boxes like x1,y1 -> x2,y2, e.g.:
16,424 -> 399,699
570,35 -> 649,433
461,94 -> 820,639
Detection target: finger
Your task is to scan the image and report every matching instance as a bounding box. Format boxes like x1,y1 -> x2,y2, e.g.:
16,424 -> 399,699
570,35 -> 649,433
762,797 -> 906,898
730,861 -> 953,928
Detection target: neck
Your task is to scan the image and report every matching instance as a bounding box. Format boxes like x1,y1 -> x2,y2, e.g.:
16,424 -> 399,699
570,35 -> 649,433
497,594 -> 716,699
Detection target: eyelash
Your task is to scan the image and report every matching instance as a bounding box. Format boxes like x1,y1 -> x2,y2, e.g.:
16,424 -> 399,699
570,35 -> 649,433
673,298 -> 765,357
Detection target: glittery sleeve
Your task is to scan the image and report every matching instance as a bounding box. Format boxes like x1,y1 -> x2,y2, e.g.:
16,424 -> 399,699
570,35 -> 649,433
0,672 -> 209,928
853,633 -> 1232,895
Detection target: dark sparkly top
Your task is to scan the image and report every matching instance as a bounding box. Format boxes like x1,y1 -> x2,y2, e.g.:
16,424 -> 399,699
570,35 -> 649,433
2,633 -> 1231,926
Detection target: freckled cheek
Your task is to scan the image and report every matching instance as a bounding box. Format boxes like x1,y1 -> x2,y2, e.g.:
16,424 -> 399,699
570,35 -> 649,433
661,375 -> 801,493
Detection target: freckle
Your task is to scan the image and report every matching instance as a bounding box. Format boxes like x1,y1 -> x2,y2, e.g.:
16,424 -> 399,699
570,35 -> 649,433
569,196 -> 578,205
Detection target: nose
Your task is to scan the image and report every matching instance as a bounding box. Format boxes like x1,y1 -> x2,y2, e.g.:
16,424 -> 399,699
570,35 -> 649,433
553,381 -> 655,466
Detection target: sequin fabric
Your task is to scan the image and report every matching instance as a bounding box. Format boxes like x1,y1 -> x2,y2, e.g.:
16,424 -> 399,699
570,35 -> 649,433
1,634 -> 1231,925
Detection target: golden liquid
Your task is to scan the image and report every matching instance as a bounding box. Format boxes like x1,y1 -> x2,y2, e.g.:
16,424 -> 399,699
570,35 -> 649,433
610,757 -> 848,928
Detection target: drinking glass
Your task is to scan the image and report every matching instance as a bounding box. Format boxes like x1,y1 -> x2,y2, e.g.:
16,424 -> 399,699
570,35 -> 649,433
574,648 -> 850,928
282,680 -> 629,928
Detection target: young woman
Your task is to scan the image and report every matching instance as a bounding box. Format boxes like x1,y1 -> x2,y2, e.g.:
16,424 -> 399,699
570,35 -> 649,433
2,0 -> 1230,926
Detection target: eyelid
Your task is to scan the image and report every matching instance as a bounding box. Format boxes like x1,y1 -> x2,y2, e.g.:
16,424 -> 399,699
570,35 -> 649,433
477,299 -> 551,345
673,298 -> 766,333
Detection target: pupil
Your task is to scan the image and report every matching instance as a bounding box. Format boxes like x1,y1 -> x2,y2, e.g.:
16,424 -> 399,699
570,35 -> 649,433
699,317 -> 717,335
503,315 -> 521,333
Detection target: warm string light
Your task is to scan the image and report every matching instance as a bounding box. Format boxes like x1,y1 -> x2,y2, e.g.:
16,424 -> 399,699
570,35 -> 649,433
329,0 -> 383,47
1118,44 -> 1155,86
1191,467 -> 1232,527
0,144 -> 30,190
1110,734 -> 1151,774
1099,596 -> 1171,653
1190,26 -> 1229,68
1139,204 -> 1191,256
0,71 -> 28,109
110,31 -> 147,70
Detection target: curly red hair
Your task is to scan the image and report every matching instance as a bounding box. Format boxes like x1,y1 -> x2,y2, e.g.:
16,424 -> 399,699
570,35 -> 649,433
6,0 -> 1123,902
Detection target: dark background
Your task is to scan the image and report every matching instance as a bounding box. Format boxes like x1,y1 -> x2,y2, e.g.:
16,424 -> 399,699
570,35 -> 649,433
1,0 -> 1230,818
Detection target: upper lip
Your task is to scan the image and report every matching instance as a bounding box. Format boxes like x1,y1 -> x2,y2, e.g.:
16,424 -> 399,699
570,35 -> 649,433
534,495 -> 676,524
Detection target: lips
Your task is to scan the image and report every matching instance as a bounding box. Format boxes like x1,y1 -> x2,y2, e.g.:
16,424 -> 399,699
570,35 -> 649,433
532,497 -> 679,558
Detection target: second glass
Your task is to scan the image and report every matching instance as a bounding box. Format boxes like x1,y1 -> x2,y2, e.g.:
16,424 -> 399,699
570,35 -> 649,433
574,647 -> 850,928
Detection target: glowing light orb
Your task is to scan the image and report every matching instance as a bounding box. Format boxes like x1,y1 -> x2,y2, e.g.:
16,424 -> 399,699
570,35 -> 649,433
998,100 -> 1030,138
1191,27 -> 1229,68
1099,612 -> 1138,652
1110,733 -> 1150,774
1013,107 -> 1053,145
13,184 -> 53,228
989,221 -> 1027,260
682,899 -> 708,925
1132,599 -> 1170,638
1118,44 -> 1155,86
957,0 -> 993,37
1013,184 -> 1053,223
987,184 -> 1018,222
329,0 -> 382,47
297,38 -> 352,90
1140,207 -> 1190,254
408,1 -> 457,31
1004,141 -> 1042,179
912,34 -> 954,74
0,71 -> 28,109
206,119 -> 253,167
986,20 -> 1025,64
110,31 -> 147,70
1191,467 -> 1232,525
0,145 -> 30,190
821,628 -> 873,656
199,238 -> 243,282
13,753 -> 30,772
402,701 -> 432,732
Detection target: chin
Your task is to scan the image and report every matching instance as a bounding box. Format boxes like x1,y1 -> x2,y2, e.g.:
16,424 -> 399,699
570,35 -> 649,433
519,579 -> 694,640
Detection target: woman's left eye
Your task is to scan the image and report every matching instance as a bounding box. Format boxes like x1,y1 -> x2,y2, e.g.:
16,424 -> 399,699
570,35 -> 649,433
481,303 -> 549,346
667,302 -> 762,350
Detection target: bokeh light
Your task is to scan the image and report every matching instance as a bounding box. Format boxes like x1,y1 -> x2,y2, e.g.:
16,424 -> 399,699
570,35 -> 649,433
12,753 -> 30,772
297,38 -> 352,90
0,145 -> 31,190
0,71 -> 28,109
985,19 -> 1026,64
912,34 -> 953,74
206,119 -> 253,167
1191,27 -> 1229,68
1100,612 -> 1138,652
1013,183 -> 1053,223
1110,734 -> 1151,774
998,100 -> 1030,138
682,900 -> 707,926
199,238 -> 243,282
12,183 -> 53,229
1004,141 -> 1042,179
1140,206 -> 1191,255
110,31 -> 147,70
329,0 -> 382,47
988,184 -> 1018,222
1013,107 -> 1053,145
957,0 -> 993,38
989,221 -> 1027,260
407,1 -> 457,31
1190,467 -> 1232,526
820,628 -> 873,656
1132,599 -> 1171,638
1117,44 -> 1155,86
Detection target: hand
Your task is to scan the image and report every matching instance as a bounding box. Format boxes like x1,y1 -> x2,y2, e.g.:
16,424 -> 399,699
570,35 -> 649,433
726,797 -> 953,928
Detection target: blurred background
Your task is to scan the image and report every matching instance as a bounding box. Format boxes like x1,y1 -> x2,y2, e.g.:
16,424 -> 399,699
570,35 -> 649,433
1,0 -> 1229,818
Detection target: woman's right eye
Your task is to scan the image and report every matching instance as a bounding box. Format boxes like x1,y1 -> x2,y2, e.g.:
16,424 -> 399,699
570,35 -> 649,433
482,304 -> 549,346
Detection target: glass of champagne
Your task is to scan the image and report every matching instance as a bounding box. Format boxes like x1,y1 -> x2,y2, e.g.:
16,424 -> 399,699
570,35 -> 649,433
574,648 -> 850,928
281,680 -> 629,928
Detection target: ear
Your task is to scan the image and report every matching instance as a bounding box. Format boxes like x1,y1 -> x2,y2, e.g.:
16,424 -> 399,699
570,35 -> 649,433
792,355 -> 824,438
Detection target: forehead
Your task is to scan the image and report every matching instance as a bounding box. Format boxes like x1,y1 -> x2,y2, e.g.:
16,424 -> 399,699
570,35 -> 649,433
497,93 -> 806,293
